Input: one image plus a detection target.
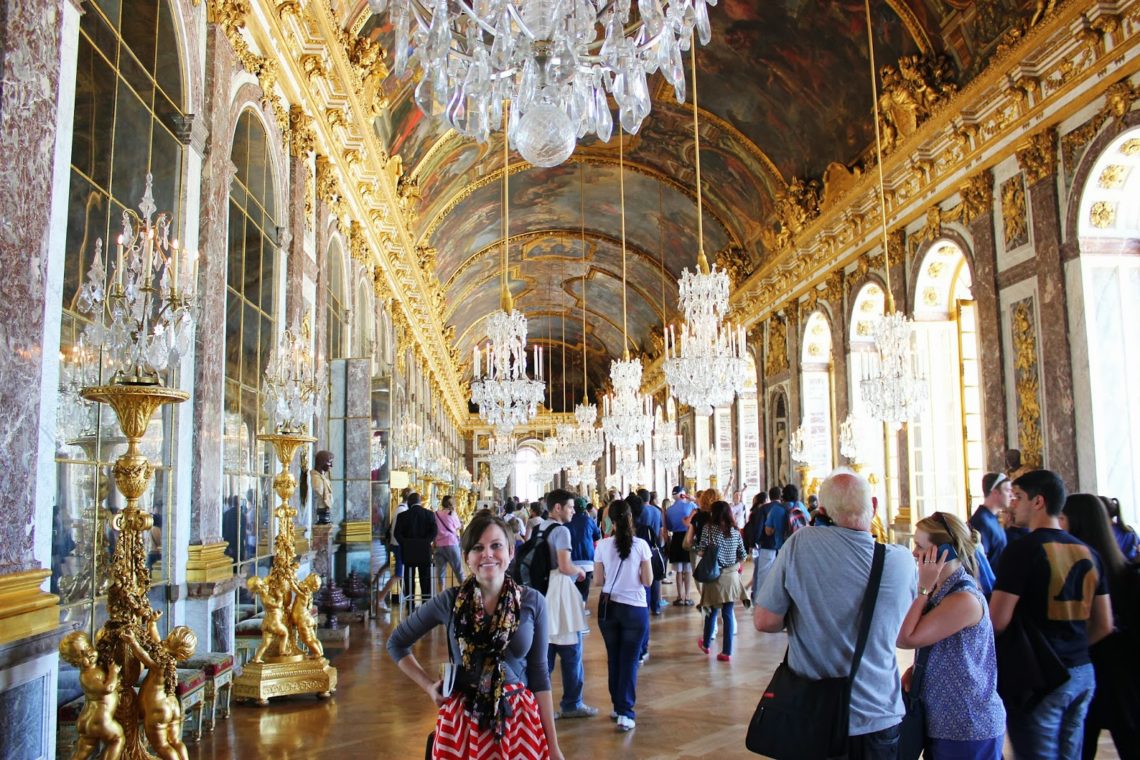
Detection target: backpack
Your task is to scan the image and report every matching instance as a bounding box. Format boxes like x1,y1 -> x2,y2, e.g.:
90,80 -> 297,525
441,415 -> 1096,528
784,506 -> 808,540
510,523 -> 556,594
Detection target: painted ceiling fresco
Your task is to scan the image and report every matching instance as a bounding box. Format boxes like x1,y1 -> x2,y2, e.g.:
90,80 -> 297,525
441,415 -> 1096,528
360,0 -> 1041,410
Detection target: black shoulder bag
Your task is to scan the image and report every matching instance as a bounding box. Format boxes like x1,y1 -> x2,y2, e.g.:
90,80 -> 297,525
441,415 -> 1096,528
745,542 -> 886,759
693,528 -> 722,584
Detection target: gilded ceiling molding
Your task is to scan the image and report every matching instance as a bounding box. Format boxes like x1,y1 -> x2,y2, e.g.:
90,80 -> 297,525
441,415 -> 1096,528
725,0 -> 1140,339
288,104 -> 315,157
876,53 -> 959,155
1015,128 -> 1060,184
1061,78 -> 1138,173
416,154 -> 743,250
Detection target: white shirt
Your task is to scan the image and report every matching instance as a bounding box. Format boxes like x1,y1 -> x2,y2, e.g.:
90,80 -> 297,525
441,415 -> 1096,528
594,536 -> 651,607
731,501 -> 746,530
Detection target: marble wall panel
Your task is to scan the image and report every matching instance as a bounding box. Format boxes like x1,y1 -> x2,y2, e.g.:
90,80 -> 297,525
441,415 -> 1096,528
0,676 -> 45,760
967,188 -> 1009,471
0,0 -> 69,572
344,417 -> 372,482
345,479 -> 372,524
346,358 -> 371,418
285,153 -> 307,326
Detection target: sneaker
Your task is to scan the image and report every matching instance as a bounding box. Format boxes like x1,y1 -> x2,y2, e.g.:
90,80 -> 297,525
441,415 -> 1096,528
639,651 -> 649,665
697,638 -> 709,655
657,599 -> 670,608
610,711 -> 619,722
558,704 -> 599,719
616,715 -> 635,732
717,653 -> 732,662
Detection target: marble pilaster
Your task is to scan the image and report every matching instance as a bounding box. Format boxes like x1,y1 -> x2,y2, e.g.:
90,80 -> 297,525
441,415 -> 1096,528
285,150 -> 308,326
967,184 -> 1009,472
1023,160 -> 1078,484
189,25 -> 239,545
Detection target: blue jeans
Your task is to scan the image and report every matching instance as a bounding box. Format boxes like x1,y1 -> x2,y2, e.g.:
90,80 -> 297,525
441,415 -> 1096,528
547,632 -> 584,713
1007,662 -> 1095,760
599,602 -> 649,719
848,722 -> 901,759
701,602 -> 737,656
751,549 -> 777,605
640,581 -> 659,657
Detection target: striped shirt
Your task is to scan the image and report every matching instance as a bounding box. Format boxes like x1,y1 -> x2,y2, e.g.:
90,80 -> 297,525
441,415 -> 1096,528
694,524 -> 745,568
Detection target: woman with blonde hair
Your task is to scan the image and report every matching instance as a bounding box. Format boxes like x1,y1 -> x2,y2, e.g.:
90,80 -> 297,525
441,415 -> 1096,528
897,512 -> 1005,759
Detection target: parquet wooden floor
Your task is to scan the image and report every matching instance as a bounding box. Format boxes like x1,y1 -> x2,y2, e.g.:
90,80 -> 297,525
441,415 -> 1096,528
190,577 -> 1122,759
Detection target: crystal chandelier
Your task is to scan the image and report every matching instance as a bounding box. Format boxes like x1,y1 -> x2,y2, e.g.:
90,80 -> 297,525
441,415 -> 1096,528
396,412 -> 423,466
263,315 -> 326,434
532,439 -> 560,485
601,134 -> 654,450
566,465 -> 582,487
663,44 -> 746,416
488,433 -> 516,488
554,422 -> 578,470
76,173 -> 198,385
653,415 -> 683,472
789,424 -> 808,465
372,0 -> 717,167
470,104 -> 545,430
859,0 -> 928,432
613,445 -> 644,487
682,453 -> 696,482
371,431 -> 387,470
457,467 -> 474,491
839,413 -> 861,462
570,400 -> 604,466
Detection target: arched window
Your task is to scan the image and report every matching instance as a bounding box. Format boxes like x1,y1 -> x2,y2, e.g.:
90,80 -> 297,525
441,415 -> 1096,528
354,279 -> 374,361
908,240 -> 979,519
223,110 -> 280,584
326,240 -> 346,361
847,283 -> 890,509
55,0 -> 186,626
513,445 -> 541,502
800,311 -> 835,482
1074,127 -> 1140,517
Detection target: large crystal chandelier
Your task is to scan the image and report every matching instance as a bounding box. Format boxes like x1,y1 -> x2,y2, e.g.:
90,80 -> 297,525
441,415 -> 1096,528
601,134 -> 654,451
371,0 -> 717,167
663,44 -> 746,416
653,414 -> 683,472
570,400 -> 604,466
859,4 -> 928,432
396,412 -> 423,466
76,173 -> 198,385
613,445 -> 644,487
470,104 -> 545,430
488,433 -> 516,488
839,413 -> 861,462
263,315 -> 326,434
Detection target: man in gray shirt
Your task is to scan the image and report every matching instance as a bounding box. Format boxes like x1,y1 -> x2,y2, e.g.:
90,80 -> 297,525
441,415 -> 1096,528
754,469 -> 915,757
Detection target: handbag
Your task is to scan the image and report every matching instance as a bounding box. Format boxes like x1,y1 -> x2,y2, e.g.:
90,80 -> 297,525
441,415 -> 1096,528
598,558 -> 624,622
745,542 -> 885,759
640,525 -> 666,581
693,529 -> 722,584
996,611 -> 1069,710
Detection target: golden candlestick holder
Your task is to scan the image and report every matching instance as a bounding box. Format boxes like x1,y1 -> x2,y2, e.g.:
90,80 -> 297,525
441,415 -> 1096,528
233,432 -> 337,706
60,384 -> 195,760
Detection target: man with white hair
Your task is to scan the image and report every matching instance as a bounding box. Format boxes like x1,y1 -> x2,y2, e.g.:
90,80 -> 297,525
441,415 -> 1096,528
754,469 -> 915,758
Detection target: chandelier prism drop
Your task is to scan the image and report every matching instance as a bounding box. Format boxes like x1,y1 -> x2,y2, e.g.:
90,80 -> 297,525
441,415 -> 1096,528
372,0 -> 718,166
488,433 -> 517,488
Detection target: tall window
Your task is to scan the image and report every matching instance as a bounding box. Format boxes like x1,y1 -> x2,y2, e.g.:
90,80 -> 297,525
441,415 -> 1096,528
55,0 -> 185,633
801,311 -> 835,483
223,110 -> 279,591
847,283 -> 890,509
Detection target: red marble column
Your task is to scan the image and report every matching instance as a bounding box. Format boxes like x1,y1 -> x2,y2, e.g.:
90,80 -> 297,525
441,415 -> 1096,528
1019,133 -> 1078,485
964,173 -> 1009,472
284,145 -> 308,327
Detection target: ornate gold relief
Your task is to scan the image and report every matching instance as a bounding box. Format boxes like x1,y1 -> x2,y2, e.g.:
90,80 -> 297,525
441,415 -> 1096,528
1001,174 -> 1029,250
765,317 -> 789,377
715,245 -> 753,287
1097,164 -> 1128,189
288,105 -> 314,158
1061,79 -> 1138,174
349,221 -> 370,266
876,53 -> 959,154
300,54 -> 326,86
373,266 -> 390,301
1090,201 -> 1116,228
774,177 -> 822,249
1011,298 -> 1044,468
1015,128 -> 1058,185
415,245 -> 437,272
957,170 -> 994,224
315,155 -> 338,205
1122,139 -> 1140,157
822,271 -> 844,304
206,0 -> 248,34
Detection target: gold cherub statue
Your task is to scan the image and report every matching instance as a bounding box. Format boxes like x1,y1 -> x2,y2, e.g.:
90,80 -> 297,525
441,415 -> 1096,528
59,631 -> 124,760
290,573 -> 324,659
248,575 -> 293,662
123,626 -> 197,760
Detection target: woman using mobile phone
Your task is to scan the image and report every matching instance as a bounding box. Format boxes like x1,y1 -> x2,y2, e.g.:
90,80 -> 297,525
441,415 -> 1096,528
387,511 -> 565,760
896,512 -> 1005,759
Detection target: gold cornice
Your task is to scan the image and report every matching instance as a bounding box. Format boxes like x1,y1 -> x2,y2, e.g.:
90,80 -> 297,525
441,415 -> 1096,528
726,0 -> 1140,335
0,569 -> 59,645
417,154 -> 744,250
185,542 -> 235,583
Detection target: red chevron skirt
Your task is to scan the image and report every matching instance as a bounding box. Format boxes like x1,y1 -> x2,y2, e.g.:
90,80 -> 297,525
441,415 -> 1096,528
432,686 -> 550,760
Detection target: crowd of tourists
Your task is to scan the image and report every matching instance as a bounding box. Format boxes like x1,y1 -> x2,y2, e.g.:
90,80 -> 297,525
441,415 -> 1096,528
384,466 -> 1138,760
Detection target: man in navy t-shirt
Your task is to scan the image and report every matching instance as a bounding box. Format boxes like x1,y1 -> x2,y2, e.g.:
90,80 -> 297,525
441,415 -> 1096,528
990,469 -> 1113,759
750,486 -> 785,605
970,471 -> 1011,567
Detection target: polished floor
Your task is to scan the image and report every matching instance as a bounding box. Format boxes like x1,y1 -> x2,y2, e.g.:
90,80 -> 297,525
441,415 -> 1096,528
191,574 -> 1122,759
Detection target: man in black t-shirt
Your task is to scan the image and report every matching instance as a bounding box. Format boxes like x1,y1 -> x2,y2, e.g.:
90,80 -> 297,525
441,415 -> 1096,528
990,469 -> 1113,759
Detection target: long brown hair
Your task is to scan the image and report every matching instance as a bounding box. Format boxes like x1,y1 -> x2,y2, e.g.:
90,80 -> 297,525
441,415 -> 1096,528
1064,494 -> 1126,589
608,499 -> 635,559
915,512 -> 979,578
710,500 -> 735,537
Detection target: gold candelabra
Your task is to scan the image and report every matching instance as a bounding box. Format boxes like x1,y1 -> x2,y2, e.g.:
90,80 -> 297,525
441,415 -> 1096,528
59,383 -> 194,760
232,431 -> 337,705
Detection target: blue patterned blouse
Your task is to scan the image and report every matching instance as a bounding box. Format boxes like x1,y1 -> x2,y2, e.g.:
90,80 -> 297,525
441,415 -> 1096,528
917,566 -> 1006,740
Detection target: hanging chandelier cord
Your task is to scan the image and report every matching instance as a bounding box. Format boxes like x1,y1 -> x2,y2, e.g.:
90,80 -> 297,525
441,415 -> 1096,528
620,131 -> 629,360
691,39 -> 708,275
501,101 -> 512,312
562,252 -> 567,414
580,163 -> 589,403
865,0 -> 895,313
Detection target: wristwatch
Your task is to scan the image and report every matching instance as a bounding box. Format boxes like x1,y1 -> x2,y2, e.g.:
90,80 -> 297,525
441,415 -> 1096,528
918,586 -> 933,597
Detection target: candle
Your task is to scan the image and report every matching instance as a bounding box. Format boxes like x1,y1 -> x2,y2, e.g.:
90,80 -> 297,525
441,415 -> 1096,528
473,344 -> 480,377
171,238 -> 179,293
115,235 -> 125,288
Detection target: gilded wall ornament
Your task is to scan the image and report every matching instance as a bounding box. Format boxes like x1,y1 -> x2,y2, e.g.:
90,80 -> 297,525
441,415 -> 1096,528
876,53 -> 959,154
1123,139 -> 1140,157
1015,128 -> 1059,185
714,245 -> 754,286
1011,298 -> 1044,468
349,221 -> 370,266
315,155 -> 338,205
1097,164 -> 1128,189
288,105 -> 314,158
1001,174 -> 1029,250
765,317 -> 789,377
1090,201 -> 1116,228
774,177 -> 822,249
957,170 -> 994,224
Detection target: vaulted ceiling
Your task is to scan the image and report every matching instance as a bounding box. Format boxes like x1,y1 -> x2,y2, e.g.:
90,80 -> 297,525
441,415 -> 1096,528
357,0 -> 1038,412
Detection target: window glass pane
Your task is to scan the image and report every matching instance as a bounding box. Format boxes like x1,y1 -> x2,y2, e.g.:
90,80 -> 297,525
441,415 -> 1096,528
154,0 -> 182,105
71,36 -> 116,188
227,202 -> 244,293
